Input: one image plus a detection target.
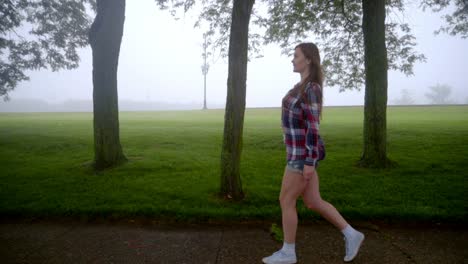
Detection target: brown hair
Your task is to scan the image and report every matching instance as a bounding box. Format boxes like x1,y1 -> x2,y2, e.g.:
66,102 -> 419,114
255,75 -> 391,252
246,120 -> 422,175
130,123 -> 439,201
291,42 -> 324,114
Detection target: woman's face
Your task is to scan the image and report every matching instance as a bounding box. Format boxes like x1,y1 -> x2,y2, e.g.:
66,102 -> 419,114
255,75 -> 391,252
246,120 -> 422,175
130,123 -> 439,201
292,47 -> 310,74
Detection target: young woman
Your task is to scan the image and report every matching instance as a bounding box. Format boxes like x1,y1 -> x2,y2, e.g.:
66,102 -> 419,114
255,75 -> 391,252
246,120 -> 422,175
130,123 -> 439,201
262,43 -> 365,264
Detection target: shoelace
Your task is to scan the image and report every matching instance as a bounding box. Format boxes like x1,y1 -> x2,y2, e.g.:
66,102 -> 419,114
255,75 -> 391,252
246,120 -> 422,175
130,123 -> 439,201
274,251 -> 287,257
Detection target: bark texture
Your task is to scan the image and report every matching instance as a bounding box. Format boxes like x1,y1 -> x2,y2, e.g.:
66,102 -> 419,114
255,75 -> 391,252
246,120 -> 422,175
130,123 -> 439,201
220,0 -> 255,200
361,0 -> 391,168
89,0 -> 127,170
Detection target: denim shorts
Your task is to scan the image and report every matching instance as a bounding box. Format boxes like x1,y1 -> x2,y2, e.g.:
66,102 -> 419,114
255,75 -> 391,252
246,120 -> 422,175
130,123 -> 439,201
286,159 -> 321,173
286,160 -> 306,173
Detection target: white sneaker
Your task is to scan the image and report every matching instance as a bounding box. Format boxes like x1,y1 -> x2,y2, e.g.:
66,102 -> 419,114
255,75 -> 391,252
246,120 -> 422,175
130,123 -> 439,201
344,231 -> 365,262
262,249 -> 297,264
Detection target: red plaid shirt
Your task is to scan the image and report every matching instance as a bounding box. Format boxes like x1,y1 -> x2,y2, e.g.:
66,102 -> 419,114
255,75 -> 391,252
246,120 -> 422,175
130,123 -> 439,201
281,82 -> 325,167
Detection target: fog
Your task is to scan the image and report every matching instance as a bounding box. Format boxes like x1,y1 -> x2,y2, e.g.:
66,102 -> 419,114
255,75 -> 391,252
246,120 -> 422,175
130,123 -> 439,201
1,0 -> 467,112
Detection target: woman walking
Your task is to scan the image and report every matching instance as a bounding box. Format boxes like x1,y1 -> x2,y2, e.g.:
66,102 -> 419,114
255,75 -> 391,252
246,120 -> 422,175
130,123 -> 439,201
262,43 -> 365,264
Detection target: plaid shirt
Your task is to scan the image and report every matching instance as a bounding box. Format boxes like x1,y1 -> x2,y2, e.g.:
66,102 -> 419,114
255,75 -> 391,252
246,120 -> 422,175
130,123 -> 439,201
282,82 -> 325,167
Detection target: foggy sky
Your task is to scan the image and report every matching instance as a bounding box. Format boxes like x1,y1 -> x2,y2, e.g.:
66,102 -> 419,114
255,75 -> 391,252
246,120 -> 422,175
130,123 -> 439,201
3,0 -> 468,111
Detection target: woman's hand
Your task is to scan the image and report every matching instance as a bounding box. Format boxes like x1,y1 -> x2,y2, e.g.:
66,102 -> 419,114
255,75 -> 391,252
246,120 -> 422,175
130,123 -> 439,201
303,165 -> 316,181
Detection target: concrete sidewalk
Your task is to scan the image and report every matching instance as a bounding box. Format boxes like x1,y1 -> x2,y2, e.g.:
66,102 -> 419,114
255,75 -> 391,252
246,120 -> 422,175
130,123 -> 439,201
0,219 -> 466,263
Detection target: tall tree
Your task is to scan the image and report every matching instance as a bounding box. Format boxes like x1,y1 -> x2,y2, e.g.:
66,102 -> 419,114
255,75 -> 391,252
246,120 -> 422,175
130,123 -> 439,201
220,0 -> 255,200
262,0 -> 468,167
262,0 -> 425,168
361,0 -> 389,167
1,0 -> 127,170
156,0 -> 257,199
89,0 -> 127,169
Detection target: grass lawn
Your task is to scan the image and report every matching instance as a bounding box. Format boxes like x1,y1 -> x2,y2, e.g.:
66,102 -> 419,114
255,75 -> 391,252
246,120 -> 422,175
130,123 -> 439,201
0,106 -> 467,223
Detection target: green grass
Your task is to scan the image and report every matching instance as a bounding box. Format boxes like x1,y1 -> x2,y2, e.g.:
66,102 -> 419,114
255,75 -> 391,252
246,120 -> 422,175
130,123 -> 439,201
0,106 -> 467,223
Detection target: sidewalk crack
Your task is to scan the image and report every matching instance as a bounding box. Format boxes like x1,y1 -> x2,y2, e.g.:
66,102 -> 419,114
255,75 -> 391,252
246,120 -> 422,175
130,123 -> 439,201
214,228 -> 224,264
380,231 -> 417,264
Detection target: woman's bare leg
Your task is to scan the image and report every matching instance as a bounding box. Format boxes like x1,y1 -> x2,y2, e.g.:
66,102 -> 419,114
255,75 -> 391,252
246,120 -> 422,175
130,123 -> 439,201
301,169 -> 348,230
279,167 -> 308,243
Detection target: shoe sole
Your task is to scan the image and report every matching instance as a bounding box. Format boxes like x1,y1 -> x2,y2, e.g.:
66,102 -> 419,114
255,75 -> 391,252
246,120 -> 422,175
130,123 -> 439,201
344,234 -> 365,262
262,258 -> 297,264
262,261 -> 296,264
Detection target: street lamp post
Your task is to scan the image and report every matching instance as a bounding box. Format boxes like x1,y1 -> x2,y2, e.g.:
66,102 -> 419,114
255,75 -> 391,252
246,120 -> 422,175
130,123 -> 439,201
201,33 -> 210,110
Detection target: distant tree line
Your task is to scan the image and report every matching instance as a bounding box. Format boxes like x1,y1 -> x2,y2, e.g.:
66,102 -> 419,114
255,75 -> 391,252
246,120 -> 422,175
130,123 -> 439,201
393,84 -> 464,105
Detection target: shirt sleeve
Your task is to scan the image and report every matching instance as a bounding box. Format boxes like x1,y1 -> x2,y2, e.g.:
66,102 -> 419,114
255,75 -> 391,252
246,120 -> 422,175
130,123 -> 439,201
302,84 -> 321,167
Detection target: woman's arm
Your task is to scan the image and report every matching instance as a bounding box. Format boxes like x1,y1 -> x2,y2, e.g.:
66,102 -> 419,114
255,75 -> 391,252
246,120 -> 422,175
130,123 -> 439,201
302,84 -> 321,168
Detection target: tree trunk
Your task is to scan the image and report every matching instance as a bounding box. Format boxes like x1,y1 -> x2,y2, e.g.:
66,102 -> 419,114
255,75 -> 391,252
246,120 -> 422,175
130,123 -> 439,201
220,0 -> 254,200
360,0 -> 391,168
89,0 -> 127,170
